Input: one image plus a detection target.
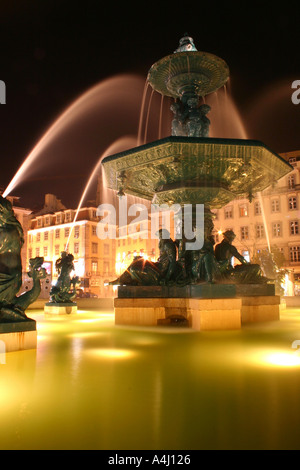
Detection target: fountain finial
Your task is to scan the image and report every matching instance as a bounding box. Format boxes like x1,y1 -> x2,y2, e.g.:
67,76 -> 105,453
174,33 -> 197,53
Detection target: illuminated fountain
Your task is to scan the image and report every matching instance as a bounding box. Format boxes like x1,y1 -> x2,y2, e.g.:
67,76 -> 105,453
101,34 -> 292,330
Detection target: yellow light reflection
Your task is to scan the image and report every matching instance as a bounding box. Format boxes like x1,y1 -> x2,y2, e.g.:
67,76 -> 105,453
250,349 -> 300,368
87,348 -> 136,360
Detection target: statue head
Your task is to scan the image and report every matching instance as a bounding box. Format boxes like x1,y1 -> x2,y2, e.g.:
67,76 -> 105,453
223,230 -> 236,243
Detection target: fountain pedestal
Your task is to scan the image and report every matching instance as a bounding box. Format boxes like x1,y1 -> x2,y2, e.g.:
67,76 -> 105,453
114,284 -> 280,330
0,319 -> 37,352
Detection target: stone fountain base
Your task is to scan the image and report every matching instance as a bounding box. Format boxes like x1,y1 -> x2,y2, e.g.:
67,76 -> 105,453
44,302 -> 77,315
114,284 -> 280,331
0,319 -> 37,352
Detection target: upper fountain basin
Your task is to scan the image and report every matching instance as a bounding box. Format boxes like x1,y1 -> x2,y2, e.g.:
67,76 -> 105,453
147,51 -> 230,99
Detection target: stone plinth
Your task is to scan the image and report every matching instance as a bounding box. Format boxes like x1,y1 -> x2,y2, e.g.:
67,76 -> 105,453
188,298 -> 241,330
0,319 -> 37,352
44,302 -> 77,315
114,296 -> 242,331
241,295 -> 280,324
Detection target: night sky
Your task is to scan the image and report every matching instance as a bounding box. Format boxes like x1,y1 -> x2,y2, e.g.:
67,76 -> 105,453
0,1 -> 299,209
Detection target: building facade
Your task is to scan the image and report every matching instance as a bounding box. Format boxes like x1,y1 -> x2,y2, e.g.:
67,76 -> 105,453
212,150 -> 300,295
27,194 -> 116,298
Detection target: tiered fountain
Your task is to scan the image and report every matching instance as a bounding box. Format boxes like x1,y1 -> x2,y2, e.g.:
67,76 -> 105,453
102,34 -> 292,330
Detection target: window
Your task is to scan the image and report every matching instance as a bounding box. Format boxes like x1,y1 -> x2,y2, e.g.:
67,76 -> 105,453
103,261 -> 109,274
91,261 -> 98,273
64,228 -> 70,238
288,174 -> 296,189
92,242 -> 98,254
55,229 -> 60,239
254,201 -> 261,215
272,222 -> 282,237
44,231 -> 48,241
74,226 -> 80,239
36,232 -> 41,242
43,246 -> 48,257
224,206 -> 233,219
288,196 -> 297,210
290,221 -> 299,235
271,199 -> 280,213
91,226 -> 96,236
44,216 -> 50,226
56,214 -> 61,224
65,212 -> 71,222
256,224 -> 264,238
240,226 -> 249,240
290,246 -> 300,262
239,204 -> 248,217
55,245 -> 60,256
104,244 -> 110,255
74,242 -> 79,254
37,218 -> 42,227
35,247 -> 40,257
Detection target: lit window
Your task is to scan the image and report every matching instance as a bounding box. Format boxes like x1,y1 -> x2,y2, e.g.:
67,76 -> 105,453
290,246 -> 300,262
288,196 -> 297,210
239,204 -> 248,217
240,226 -> 249,240
290,221 -> 299,235
91,261 -> 98,273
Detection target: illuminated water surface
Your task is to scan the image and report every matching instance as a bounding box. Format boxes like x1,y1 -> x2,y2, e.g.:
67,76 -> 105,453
1,307 -> 300,450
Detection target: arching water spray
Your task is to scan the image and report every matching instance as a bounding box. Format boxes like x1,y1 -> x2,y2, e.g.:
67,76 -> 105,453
65,136 -> 136,251
3,74 -> 144,198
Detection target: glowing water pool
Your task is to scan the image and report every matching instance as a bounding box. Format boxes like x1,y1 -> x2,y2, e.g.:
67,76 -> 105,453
1,307 -> 300,450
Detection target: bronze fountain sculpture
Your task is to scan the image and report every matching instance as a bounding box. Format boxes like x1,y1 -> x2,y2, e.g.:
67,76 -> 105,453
106,34 -> 291,290
103,34 -> 292,328
0,195 -> 46,342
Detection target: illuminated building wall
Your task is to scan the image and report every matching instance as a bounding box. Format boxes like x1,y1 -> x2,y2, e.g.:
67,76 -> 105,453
27,195 -> 116,297
212,151 -> 300,295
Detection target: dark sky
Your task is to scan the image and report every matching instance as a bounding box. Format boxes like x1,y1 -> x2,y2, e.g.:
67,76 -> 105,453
0,0 -> 299,209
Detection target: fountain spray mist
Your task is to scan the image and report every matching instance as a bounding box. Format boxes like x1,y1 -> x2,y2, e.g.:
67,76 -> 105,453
64,136 -> 136,251
3,74 -> 145,198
